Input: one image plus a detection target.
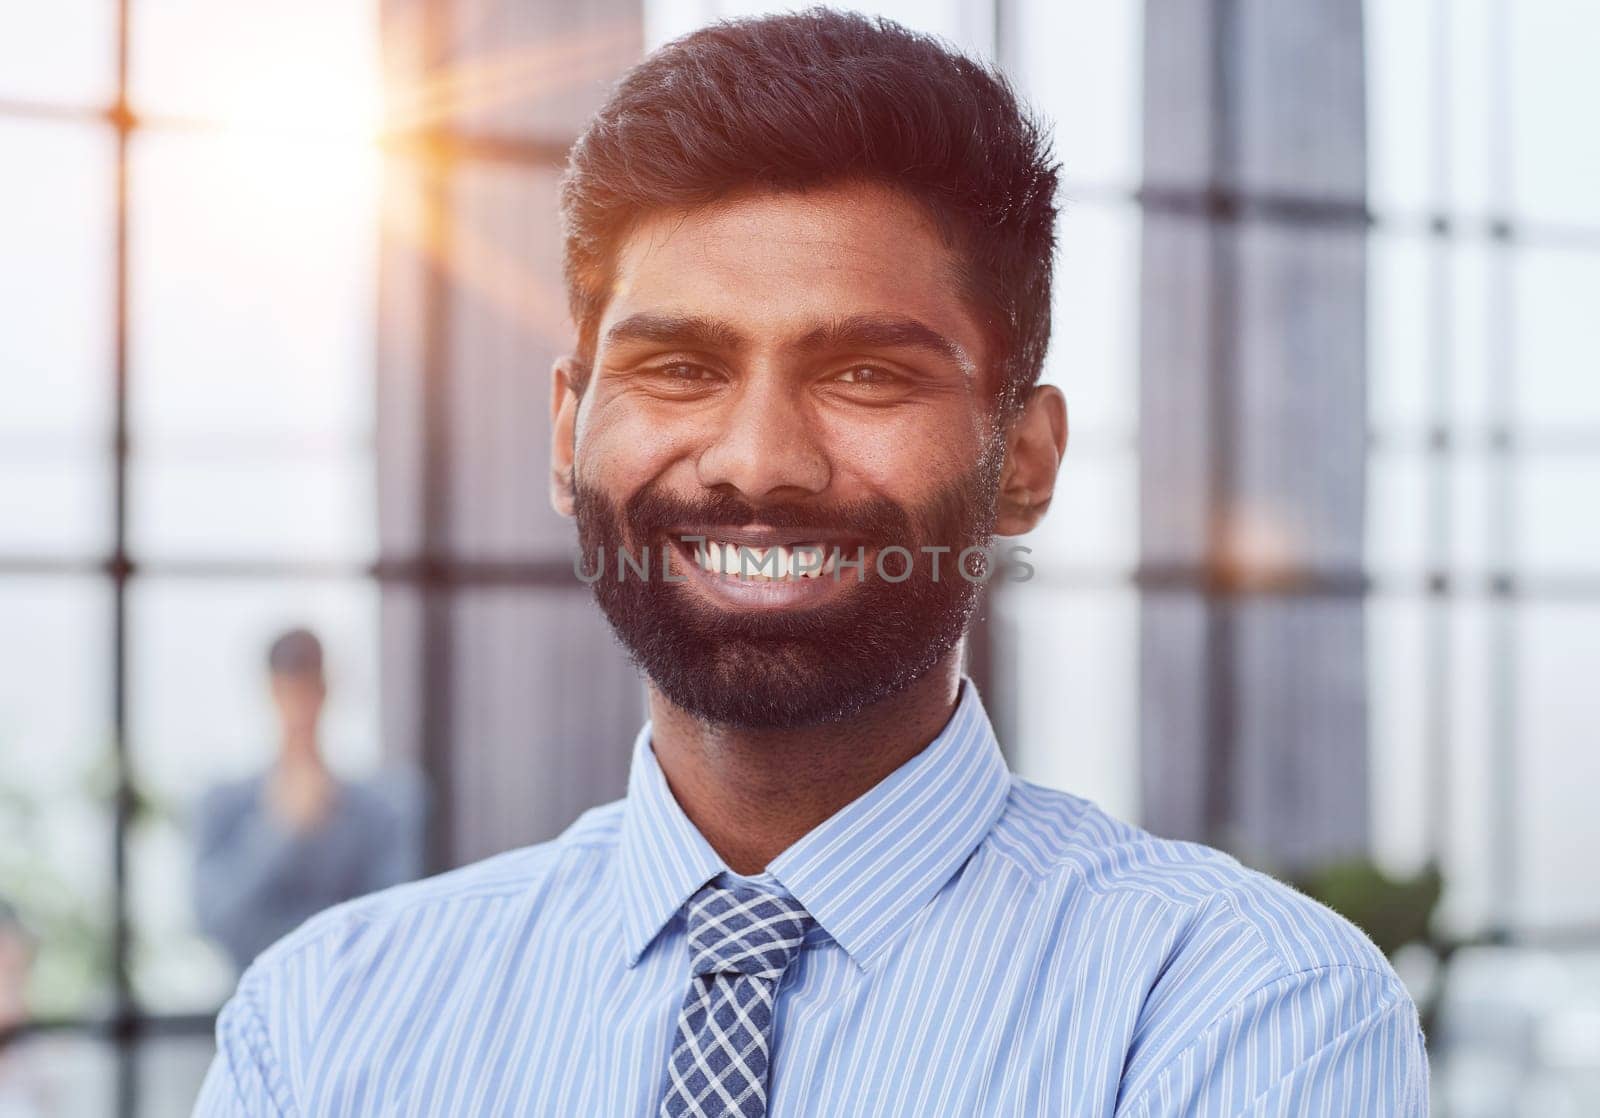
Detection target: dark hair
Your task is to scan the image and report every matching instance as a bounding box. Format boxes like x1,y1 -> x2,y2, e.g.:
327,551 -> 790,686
267,627 -> 324,676
559,8 -> 1059,413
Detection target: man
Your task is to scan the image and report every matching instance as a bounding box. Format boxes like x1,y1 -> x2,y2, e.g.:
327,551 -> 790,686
196,12 -> 1427,1115
192,628 -> 420,971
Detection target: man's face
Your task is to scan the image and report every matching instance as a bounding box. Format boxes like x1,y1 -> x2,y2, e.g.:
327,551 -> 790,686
556,183 -> 1007,729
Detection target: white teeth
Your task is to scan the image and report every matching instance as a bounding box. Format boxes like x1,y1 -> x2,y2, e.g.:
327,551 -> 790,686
685,538 -> 830,580
792,545 -> 825,578
731,546 -> 767,576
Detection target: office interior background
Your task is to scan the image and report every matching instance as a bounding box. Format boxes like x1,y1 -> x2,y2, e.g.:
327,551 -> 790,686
1,0 -> 1597,1114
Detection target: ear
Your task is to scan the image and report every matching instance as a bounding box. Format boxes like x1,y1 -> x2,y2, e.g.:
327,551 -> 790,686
550,355 -> 584,518
993,384 -> 1068,536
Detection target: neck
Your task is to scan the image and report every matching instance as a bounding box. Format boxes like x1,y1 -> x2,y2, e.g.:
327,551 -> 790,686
279,730 -> 322,768
646,650 -> 965,875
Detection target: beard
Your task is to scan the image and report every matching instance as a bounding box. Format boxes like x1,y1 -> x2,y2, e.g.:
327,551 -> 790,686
572,456 -> 1002,730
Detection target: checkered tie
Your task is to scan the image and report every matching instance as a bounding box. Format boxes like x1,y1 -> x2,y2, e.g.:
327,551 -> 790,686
658,880 -> 815,1117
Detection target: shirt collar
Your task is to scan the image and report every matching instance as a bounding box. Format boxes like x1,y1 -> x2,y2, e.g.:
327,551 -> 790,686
614,679 -> 1013,972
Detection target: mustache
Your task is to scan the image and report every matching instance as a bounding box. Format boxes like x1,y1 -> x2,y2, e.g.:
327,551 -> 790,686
618,485 -> 913,543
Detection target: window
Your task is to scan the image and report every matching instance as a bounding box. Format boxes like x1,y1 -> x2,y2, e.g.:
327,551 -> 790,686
1365,0 -> 1600,939
7,3 -> 1599,1114
0,2 -> 385,1112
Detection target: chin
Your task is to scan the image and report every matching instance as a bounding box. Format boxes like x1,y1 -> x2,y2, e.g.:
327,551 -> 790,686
641,633 -> 955,731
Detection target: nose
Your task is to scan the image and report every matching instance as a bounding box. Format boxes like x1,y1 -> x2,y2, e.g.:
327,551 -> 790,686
695,375 -> 831,501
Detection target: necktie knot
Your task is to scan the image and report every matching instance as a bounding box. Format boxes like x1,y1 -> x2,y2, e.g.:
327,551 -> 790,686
685,880 -> 814,982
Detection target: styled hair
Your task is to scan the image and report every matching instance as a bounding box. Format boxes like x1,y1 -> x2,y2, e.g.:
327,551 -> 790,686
559,8 -> 1059,413
267,627 -> 324,676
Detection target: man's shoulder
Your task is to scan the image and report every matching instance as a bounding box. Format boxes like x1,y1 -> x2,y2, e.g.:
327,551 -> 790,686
981,783 -> 1426,1110
196,772 -> 265,813
989,778 -> 1394,980
250,796 -> 628,976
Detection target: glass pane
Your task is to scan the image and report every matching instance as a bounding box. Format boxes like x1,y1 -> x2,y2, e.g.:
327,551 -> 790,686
1041,201 -> 1140,440
1514,601 -> 1600,930
127,577 -> 383,1011
128,129 -> 379,561
131,0 -> 380,132
1365,447 -> 1429,578
137,1034 -> 218,1117
1010,0 -> 1143,189
1450,239 -> 1495,435
1367,595 -> 1433,876
994,585 -> 1139,822
0,449 -> 113,559
1508,0 -> 1600,225
0,1033 -> 116,1117
131,448 -> 376,562
1365,0 -> 1435,216
448,588 -> 642,865
0,120 -> 112,435
0,1 -> 116,107
444,163 -> 572,562
0,119 -> 113,559
1445,0 -> 1495,218
1022,448 -> 1137,577
129,806 -> 234,1012
1516,455 -> 1600,577
129,131 -> 377,442
1513,246 -> 1600,431
1449,449 -> 1493,579
0,578 -> 112,1020
1437,598 -> 1496,938
1367,232 -> 1431,433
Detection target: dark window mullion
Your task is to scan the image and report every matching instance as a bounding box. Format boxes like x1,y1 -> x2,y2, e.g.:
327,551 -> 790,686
110,0 -> 136,1113
417,0 -> 457,878
1200,0 -> 1241,850
1421,0 -> 1457,900
1483,0 -> 1520,940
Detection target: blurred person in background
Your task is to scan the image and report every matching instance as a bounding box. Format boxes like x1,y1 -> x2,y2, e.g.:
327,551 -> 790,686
190,628 -> 420,972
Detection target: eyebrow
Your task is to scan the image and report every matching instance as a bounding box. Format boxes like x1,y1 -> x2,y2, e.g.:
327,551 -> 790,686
794,314 -> 969,369
603,310 -> 970,370
602,313 -> 749,354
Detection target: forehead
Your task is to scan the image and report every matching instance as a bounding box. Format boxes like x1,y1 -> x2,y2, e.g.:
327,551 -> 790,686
599,182 -> 985,357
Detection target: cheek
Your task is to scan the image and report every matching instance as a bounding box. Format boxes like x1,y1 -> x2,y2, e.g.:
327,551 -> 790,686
574,395 -> 698,490
820,405 -> 986,496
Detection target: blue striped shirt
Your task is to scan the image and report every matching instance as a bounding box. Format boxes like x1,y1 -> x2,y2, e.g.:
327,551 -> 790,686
194,681 -> 1428,1115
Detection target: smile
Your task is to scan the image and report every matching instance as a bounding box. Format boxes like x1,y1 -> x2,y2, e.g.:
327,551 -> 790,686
689,540 -> 840,580
668,534 -> 864,609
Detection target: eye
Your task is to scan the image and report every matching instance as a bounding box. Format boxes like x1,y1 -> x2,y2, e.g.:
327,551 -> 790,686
833,365 -> 900,386
652,362 -> 716,381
